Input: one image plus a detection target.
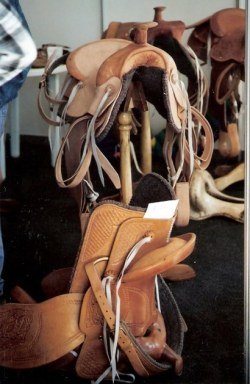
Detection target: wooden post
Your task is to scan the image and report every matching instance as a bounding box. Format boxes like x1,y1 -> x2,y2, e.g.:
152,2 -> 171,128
118,111 -> 133,204
141,109 -> 152,174
153,6 -> 166,22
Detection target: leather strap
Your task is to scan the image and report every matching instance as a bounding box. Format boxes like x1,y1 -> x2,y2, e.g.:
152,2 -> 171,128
174,182 -> 190,227
214,62 -> 241,105
186,106 -> 214,171
54,118 -> 121,190
85,261 -> 165,377
37,54 -> 70,126
83,233 -> 195,377
163,106 -> 213,185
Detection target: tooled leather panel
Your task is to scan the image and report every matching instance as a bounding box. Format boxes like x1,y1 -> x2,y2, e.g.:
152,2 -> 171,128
76,338 -> 109,379
0,294 -> 85,369
70,204 -> 143,293
80,288 -> 103,333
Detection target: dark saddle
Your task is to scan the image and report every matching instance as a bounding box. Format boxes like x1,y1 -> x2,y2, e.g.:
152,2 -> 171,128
0,173 -> 196,382
187,8 -> 245,158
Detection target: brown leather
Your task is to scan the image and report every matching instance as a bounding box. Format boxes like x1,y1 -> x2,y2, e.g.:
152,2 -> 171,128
10,285 -> 36,304
41,267 -> 72,298
187,8 -> 245,158
40,262 -> 196,300
210,8 -> 245,63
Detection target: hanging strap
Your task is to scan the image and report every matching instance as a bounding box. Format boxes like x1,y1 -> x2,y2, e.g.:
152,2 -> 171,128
163,106 -> 213,186
37,53 -> 70,126
55,116 -> 121,190
214,62 -> 242,105
85,260 -> 178,379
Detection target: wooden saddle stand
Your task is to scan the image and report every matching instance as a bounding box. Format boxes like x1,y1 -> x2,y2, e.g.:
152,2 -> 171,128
38,21 -> 213,229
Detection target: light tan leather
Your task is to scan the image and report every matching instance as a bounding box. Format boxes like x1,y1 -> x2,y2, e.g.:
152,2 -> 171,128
161,264 -> 196,281
69,203 -> 144,293
122,233 -> 196,282
174,182 -> 190,227
97,42 -> 185,133
78,231 -> 194,378
0,293 -> 85,368
0,201 -> 195,379
66,39 -> 130,81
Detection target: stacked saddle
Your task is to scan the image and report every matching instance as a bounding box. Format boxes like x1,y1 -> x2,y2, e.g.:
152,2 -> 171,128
0,173 -> 196,382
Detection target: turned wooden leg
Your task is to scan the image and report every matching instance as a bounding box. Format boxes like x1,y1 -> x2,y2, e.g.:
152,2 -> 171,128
214,162 -> 245,191
141,109 -> 152,174
119,112 -> 133,204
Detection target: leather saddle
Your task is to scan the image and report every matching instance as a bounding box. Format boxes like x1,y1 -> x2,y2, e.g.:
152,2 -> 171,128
0,173 -> 196,382
187,8 -> 245,158
103,6 -> 198,85
38,22 -> 213,227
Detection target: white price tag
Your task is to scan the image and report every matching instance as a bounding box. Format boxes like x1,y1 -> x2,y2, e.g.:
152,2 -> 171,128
143,200 -> 179,219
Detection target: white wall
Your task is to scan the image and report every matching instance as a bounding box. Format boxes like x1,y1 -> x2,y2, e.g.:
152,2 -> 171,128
7,0 -> 238,137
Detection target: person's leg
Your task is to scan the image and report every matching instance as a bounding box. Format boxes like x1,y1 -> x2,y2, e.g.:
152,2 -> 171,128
0,104 -> 9,296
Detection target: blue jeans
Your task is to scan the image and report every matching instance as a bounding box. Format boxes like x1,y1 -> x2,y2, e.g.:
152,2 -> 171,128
0,104 -> 8,295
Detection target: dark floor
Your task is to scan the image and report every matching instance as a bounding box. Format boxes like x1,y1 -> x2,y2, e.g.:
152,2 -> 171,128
0,135 -> 245,384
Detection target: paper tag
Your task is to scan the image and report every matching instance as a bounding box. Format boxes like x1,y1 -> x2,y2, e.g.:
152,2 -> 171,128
143,200 -> 179,220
